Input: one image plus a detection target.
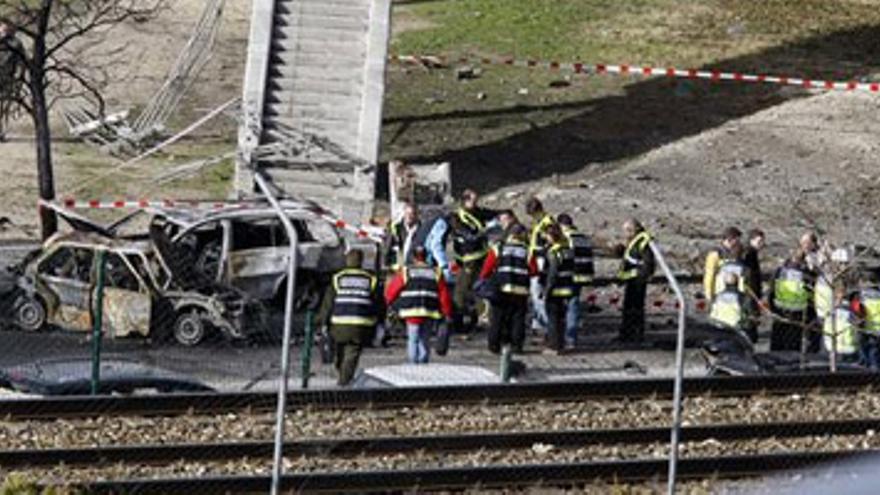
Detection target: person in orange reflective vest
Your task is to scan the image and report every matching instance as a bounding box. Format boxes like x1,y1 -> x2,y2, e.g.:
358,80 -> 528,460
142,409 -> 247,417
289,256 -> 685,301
385,247 -> 454,363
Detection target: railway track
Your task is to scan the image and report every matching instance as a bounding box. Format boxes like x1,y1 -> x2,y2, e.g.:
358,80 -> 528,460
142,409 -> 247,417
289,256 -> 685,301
4,418 -> 880,469
3,372 -> 880,420
7,419 -> 878,493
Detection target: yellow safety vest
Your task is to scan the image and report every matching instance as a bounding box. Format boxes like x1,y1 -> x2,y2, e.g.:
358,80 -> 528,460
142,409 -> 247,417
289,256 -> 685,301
618,231 -> 652,281
823,307 -> 859,355
710,290 -> 744,329
814,276 -> 833,321
861,289 -> 880,333
773,268 -> 809,312
454,208 -> 489,263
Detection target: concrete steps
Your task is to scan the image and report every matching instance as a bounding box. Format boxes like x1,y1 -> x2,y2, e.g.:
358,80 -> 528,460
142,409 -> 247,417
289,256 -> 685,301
238,0 -> 390,223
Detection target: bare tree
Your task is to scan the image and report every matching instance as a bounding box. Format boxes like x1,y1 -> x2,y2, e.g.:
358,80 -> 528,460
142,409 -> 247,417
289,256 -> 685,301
0,0 -> 163,239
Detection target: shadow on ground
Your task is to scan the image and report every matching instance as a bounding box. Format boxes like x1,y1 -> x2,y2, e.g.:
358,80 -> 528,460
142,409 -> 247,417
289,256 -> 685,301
385,25 -> 880,194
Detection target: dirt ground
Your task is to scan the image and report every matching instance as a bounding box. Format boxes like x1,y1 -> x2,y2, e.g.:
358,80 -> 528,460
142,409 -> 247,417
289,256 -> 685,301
2,1 -> 880,274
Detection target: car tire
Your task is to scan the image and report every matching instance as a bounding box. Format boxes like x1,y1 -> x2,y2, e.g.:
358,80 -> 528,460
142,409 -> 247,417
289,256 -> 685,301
173,310 -> 206,347
14,296 -> 45,332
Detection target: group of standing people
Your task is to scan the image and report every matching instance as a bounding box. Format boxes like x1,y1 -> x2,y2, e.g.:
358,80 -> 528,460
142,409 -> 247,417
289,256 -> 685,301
316,189 -> 658,386
705,228 -> 880,369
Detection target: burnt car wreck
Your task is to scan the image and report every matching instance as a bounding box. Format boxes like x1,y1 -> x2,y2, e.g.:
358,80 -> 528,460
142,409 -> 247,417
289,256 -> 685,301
3,200 -> 382,345
7,231 -> 261,347
147,200 -> 380,310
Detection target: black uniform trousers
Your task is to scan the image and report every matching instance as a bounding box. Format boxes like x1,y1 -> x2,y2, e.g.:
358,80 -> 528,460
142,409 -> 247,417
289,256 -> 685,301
488,293 -> 527,354
621,278 -> 648,342
770,310 -> 818,352
546,296 -> 571,352
329,324 -> 373,386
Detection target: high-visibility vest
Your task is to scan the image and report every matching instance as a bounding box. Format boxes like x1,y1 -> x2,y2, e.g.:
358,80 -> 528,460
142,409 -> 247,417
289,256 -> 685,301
398,265 -> 443,320
814,276 -> 833,321
452,208 -> 488,263
823,306 -> 859,355
710,289 -> 745,329
330,269 -> 379,327
563,226 -> 595,285
714,259 -> 747,295
619,231 -> 652,281
495,240 -> 530,296
543,243 -> 576,298
773,267 -> 810,312
528,214 -> 556,264
861,288 -> 880,333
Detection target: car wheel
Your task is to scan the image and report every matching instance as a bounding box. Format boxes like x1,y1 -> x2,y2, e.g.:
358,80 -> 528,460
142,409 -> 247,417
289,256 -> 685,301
173,310 -> 206,347
14,296 -> 45,332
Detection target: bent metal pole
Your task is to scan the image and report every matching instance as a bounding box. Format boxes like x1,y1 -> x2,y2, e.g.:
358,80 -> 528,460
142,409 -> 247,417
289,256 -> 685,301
253,171 -> 299,495
648,241 -> 687,495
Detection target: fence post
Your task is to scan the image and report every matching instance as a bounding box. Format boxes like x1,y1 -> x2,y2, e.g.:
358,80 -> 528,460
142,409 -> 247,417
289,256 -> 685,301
499,345 -> 512,383
648,241 -> 686,495
301,310 -> 315,389
253,171 -> 299,495
90,249 -> 107,396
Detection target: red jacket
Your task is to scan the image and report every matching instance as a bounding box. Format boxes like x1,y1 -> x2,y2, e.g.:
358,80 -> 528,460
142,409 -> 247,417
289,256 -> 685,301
385,268 -> 454,324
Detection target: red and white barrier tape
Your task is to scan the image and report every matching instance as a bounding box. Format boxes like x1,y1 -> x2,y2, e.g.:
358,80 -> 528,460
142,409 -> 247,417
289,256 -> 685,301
45,199 -> 385,243
391,54 -> 880,92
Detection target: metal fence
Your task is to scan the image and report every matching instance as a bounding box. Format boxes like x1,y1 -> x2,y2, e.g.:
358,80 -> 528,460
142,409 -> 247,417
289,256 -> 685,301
4,189 -> 880,494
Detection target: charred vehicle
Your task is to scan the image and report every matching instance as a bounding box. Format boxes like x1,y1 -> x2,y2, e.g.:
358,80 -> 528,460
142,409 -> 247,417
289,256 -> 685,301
8,232 -> 259,346
147,201 -> 380,309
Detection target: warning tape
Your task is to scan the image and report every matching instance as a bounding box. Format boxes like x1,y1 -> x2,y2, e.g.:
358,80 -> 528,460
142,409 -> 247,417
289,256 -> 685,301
47,199 -> 385,243
391,54 -> 880,92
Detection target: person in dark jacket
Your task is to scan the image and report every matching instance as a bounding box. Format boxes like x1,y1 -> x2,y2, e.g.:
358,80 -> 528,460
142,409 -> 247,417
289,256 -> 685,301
478,224 -> 534,354
742,229 -> 766,342
316,250 -> 382,386
451,189 -> 498,334
768,249 -> 815,352
615,218 -> 656,343
541,224 -> 576,354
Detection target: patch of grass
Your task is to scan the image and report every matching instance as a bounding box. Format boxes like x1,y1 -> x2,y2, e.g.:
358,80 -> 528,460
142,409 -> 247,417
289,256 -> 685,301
384,0 -> 880,185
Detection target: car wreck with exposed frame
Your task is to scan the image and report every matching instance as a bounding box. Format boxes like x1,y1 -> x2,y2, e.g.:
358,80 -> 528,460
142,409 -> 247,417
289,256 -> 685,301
143,199 -> 382,310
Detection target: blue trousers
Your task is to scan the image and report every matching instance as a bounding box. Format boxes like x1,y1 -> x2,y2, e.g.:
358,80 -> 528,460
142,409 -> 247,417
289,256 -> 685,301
565,290 -> 582,346
407,321 -> 431,364
860,333 -> 880,370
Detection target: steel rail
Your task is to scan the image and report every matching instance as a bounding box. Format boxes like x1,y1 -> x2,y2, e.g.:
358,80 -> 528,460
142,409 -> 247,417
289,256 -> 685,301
7,418 -> 880,469
3,373 -> 880,420
68,450 -> 877,494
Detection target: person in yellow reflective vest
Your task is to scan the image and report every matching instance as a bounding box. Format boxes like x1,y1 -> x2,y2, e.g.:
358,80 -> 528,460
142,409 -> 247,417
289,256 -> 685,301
703,226 -> 744,302
823,287 -> 859,363
768,249 -> 816,352
615,218 -> 655,343
540,224 -> 576,354
855,282 -> 880,369
710,273 -> 748,332
525,197 -> 556,337
450,189 -> 498,334
315,250 -> 382,386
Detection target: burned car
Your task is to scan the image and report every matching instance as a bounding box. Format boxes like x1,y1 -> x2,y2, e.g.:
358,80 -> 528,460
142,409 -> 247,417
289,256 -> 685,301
147,201 -> 380,309
8,231 -> 259,346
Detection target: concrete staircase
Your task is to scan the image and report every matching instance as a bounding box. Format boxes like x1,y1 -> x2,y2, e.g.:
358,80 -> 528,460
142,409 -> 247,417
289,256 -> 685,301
236,0 -> 391,223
